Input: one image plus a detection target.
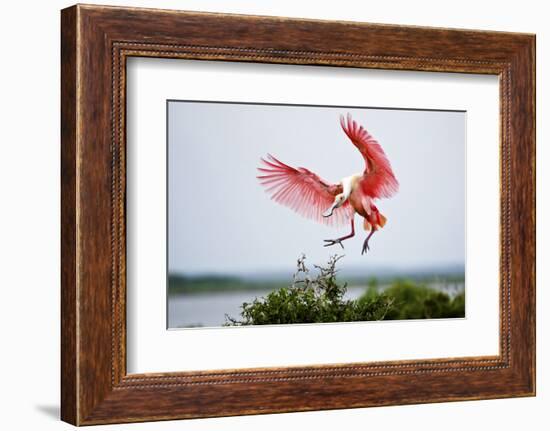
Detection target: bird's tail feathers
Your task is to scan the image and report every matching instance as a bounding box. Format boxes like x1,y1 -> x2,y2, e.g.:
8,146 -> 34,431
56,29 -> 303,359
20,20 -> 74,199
363,212 -> 387,231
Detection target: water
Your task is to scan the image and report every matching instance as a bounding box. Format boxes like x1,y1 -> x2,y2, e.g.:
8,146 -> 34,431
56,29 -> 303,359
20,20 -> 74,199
168,283 -> 464,328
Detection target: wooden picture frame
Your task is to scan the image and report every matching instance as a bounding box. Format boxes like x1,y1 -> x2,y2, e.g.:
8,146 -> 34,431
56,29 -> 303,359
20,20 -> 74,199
61,4 -> 535,425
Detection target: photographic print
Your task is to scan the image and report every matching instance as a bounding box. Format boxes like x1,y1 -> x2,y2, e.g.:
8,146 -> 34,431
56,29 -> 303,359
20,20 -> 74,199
168,101 -> 465,328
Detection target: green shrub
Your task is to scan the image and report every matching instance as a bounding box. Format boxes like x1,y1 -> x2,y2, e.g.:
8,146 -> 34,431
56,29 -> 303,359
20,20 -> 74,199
373,279 -> 465,320
225,256 -> 465,326
225,255 -> 394,326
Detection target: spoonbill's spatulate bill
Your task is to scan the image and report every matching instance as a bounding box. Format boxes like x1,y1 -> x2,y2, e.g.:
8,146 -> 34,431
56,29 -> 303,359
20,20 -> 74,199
257,114 -> 399,255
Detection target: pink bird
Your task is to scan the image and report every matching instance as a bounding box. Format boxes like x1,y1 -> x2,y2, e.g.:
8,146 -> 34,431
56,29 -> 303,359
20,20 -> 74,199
257,114 -> 399,254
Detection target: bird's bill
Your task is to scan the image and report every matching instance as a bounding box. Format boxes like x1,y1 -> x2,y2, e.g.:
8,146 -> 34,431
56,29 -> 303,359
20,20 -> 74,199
322,201 -> 338,218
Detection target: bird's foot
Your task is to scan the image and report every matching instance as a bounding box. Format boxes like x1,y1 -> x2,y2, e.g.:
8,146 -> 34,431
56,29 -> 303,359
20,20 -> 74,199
324,238 -> 345,249
361,239 -> 371,255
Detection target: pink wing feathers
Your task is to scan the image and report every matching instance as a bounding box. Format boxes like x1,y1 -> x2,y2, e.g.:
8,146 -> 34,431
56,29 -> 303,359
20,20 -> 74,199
340,114 -> 399,199
257,154 -> 353,227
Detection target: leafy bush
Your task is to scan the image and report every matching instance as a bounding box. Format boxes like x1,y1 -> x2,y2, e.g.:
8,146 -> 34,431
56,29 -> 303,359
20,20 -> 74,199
364,279 -> 465,320
225,255 -> 465,326
225,255 -> 395,326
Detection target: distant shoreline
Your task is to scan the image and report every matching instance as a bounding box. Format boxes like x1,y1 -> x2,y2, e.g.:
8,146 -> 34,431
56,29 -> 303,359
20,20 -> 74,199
168,273 -> 465,295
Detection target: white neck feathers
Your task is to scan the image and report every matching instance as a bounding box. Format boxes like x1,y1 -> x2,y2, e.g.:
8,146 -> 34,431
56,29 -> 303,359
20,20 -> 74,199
341,174 -> 362,199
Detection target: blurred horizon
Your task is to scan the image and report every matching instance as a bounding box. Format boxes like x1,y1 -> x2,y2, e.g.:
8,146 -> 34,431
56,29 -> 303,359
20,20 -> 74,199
168,260 -> 465,281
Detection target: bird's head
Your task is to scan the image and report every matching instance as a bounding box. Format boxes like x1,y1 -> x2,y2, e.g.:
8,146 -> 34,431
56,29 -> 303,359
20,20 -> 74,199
322,193 -> 346,218
334,193 -> 347,207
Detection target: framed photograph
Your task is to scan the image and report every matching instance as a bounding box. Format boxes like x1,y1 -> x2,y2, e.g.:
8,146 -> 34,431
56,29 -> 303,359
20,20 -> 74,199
61,4 -> 535,425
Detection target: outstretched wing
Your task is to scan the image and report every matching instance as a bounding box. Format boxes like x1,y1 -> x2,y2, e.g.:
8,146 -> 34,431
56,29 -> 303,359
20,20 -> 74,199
257,154 -> 353,227
340,113 -> 399,199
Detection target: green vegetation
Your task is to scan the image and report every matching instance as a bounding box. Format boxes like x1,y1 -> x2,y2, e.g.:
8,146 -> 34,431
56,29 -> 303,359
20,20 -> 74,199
225,255 -> 394,325
169,275 -> 287,295
362,279 -> 465,320
225,255 -> 465,326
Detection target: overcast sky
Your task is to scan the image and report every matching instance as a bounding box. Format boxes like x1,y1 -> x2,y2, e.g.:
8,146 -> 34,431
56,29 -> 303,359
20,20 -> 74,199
168,101 -> 465,276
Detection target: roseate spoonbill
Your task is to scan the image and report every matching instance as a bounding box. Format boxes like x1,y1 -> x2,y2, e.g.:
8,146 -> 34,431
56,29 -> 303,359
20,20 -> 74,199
257,114 -> 398,254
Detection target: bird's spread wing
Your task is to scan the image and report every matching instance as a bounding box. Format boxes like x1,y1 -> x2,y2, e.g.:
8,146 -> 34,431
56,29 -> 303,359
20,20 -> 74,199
257,154 -> 353,227
340,113 -> 399,199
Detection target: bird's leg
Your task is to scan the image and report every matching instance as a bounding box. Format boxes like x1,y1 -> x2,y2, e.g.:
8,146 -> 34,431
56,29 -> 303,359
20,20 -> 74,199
324,219 -> 355,249
362,229 -> 376,255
